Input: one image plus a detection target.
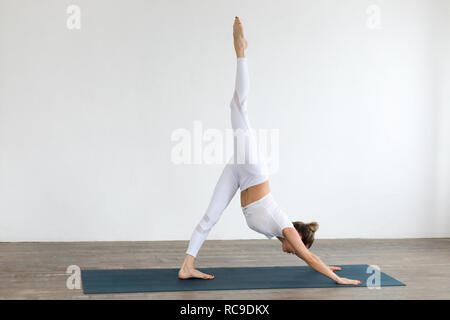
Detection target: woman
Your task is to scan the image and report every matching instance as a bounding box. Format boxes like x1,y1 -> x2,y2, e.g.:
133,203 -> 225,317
178,17 -> 361,286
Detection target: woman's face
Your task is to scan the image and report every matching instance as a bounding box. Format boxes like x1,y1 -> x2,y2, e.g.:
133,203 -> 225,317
282,240 -> 296,254
281,238 -> 311,254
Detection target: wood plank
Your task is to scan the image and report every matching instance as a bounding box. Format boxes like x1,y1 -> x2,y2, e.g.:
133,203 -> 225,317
0,238 -> 449,299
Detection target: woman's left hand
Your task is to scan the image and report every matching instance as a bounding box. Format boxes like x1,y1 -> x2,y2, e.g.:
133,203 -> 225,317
330,266 -> 342,272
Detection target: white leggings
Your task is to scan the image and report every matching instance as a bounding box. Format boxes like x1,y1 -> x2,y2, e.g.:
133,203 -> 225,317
186,58 -> 272,258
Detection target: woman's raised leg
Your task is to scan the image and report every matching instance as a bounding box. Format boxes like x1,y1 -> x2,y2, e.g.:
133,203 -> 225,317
178,17 -> 249,280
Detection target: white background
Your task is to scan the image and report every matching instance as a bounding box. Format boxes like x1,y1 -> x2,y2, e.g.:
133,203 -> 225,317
1,0 -> 449,241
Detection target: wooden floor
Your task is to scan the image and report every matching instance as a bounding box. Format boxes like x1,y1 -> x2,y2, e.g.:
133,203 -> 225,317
0,238 -> 449,299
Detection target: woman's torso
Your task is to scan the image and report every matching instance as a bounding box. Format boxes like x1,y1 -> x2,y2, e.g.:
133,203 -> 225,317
240,180 -> 270,207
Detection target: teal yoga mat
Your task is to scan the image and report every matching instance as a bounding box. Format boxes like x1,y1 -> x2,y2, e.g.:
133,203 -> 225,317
81,264 -> 405,294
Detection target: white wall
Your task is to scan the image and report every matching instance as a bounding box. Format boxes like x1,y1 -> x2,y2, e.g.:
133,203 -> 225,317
0,0 -> 448,241
433,0 -> 450,236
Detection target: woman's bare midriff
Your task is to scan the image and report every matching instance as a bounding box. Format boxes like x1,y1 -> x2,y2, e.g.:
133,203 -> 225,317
240,181 -> 270,207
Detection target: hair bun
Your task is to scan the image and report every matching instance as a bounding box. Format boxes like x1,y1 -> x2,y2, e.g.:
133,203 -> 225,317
308,222 -> 319,232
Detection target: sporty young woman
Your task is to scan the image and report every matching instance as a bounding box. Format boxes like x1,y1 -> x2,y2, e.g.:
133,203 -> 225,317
178,17 -> 361,286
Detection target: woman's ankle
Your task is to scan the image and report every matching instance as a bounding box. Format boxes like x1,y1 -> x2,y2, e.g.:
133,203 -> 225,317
182,254 -> 195,269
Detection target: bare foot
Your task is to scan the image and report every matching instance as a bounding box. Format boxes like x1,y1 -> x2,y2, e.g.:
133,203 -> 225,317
178,266 -> 215,280
233,16 -> 248,57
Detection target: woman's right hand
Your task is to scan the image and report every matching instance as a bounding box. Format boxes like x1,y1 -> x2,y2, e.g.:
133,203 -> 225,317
335,277 -> 362,285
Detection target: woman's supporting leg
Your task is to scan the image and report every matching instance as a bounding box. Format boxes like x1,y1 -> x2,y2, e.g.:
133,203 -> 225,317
186,164 -> 239,258
179,163 -> 239,279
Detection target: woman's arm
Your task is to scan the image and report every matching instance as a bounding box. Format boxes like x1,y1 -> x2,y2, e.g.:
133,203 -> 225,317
282,228 -> 361,285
